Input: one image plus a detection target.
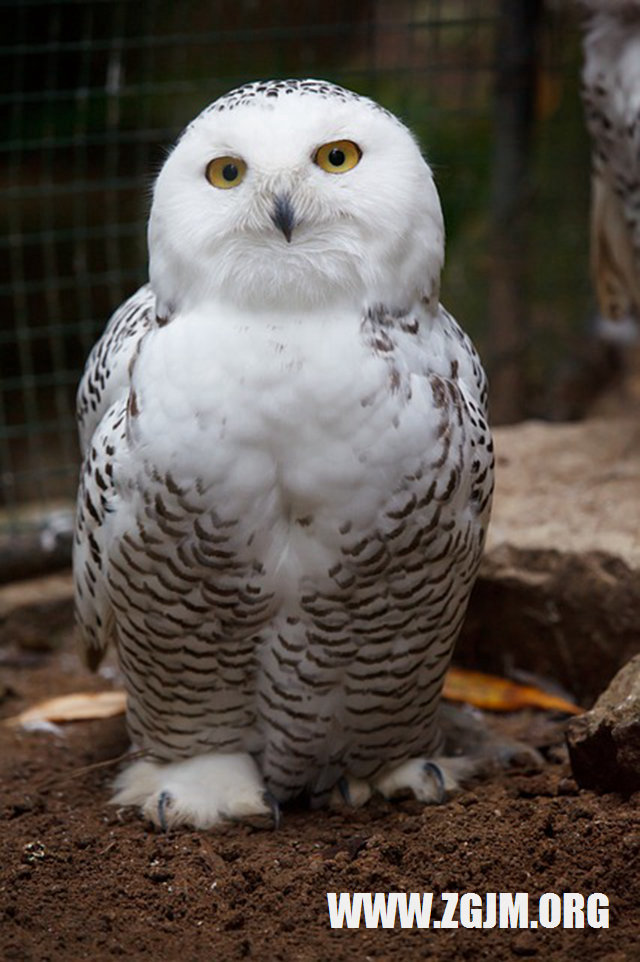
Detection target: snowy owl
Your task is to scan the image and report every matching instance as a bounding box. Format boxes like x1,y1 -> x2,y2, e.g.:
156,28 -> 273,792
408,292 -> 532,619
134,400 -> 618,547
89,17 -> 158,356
74,79 -> 495,830
581,1 -> 640,326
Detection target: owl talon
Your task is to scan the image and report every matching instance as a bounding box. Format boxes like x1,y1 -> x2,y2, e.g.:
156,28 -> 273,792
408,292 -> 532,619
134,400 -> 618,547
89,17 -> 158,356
337,775 -> 352,806
329,775 -> 372,809
374,756 -> 474,804
157,790 -> 172,832
111,752 -> 270,830
422,762 -> 446,803
263,790 -> 282,829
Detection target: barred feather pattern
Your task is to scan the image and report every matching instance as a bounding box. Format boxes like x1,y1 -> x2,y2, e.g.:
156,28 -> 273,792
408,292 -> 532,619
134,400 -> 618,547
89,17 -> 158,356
76,285 -> 155,451
74,286 -> 493,804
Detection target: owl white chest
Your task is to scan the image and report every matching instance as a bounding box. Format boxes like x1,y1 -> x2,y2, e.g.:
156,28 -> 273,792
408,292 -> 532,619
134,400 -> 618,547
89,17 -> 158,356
128,305 -> 424,544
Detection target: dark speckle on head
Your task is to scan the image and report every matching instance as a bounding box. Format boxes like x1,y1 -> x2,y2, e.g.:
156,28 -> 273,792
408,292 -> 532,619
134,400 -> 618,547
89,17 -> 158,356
181,78 -> 397,141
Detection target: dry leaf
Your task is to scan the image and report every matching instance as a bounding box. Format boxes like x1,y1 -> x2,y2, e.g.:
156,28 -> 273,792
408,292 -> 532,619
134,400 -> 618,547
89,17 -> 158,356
4,690 -> 126,728
443,667 -> 582,715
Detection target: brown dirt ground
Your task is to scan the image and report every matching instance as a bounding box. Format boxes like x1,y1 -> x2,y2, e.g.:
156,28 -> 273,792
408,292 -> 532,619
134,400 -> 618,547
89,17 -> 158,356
1,624 -> 639,962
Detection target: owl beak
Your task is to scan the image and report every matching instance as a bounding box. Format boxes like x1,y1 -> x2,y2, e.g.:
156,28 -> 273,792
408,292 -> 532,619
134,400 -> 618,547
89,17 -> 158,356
271,194 -> 296,243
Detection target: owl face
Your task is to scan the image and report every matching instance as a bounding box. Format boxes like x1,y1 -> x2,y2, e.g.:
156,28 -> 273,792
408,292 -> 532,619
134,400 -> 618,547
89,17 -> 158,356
149,80 -> 444,317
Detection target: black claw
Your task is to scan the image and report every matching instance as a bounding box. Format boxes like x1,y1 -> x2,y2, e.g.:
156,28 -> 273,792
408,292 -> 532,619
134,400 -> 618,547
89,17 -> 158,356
263,790 -> 282,830
337,775 -> 352,807
157,790 -> 172,832
423,762 -> 446,804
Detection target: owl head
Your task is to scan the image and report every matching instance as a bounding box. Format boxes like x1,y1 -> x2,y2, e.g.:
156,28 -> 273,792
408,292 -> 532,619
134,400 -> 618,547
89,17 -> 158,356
149,79 -> 444,318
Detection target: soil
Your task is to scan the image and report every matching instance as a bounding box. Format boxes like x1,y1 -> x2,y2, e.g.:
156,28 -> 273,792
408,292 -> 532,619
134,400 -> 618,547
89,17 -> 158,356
1,624 -> 639,962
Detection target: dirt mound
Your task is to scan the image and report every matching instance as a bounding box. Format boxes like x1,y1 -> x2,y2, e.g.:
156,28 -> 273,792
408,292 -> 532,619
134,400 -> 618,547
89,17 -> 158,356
1,628 -> 638,961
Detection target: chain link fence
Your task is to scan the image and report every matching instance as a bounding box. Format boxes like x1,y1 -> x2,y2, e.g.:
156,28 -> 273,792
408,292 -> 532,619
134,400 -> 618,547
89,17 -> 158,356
1,0 -> 591,579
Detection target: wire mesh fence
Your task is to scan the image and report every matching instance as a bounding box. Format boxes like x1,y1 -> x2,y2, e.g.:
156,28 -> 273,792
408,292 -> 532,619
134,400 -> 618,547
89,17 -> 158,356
1,0 -> 591,578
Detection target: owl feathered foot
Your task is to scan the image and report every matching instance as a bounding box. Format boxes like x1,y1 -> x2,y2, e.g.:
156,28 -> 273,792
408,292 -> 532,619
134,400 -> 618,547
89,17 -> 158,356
111,752 -> 275,831
330,704 -> 543,809
373,755 -> 477,803
330,756 -> 474,809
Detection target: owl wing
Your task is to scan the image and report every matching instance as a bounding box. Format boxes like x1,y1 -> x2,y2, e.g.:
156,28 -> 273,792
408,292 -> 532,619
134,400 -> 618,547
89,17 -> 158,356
273,299 -> 495,800
74,284 -> 155,668
76,284 -> 156,453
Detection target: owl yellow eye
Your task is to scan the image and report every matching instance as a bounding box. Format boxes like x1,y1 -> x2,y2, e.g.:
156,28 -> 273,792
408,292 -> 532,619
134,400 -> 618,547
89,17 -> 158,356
314,140 -> 361,174
205,156 -> 247,189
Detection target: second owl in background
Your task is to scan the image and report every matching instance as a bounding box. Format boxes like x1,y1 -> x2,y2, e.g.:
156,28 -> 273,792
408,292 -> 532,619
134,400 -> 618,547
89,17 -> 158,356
74,79 -> 498,831
580,1 -> 640,331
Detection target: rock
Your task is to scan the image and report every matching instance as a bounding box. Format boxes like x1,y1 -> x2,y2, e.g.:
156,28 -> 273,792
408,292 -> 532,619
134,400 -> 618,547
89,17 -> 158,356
567,655 -> 640,793
0,572 -> 74,650
0,506 -> 74,584
458,418 -> 640,705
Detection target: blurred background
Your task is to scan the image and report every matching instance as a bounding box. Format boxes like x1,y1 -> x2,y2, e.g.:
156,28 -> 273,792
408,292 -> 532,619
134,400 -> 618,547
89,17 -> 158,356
0,0 -> 610,577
